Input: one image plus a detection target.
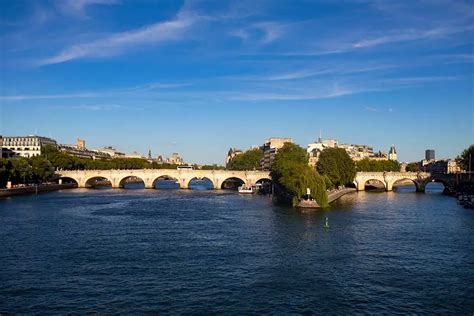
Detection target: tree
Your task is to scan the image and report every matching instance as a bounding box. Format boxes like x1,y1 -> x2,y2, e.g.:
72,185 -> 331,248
30,156 -> 55,183
457,145 -> 474,172
227,148 -> 263,171
271,143 -> 328,207
317,148 -> 356,187
0,158 -> 12,187
10,158 -> 33,184
406,162 -> 420,172
355,158 -> 400,172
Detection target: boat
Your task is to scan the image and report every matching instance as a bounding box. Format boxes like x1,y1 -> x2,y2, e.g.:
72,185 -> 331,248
238,185 -> 254,194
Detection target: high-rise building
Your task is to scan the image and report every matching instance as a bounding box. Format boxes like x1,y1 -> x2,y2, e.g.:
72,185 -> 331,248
1,135 -> 57,158
260,137 -> 293,171
425,149 -> 435,161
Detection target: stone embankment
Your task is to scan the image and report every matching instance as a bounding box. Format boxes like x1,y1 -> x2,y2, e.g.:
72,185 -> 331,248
0,183 -> 77,198
297,187 -> 356,209
328,187 -> 357,203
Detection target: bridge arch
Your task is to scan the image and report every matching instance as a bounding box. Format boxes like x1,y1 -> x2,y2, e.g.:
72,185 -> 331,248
85,176 -> 112,189
58,176 -> 79,186
391,178 -> 419,193
188,177 -> 214,190
152,175 -> 180,189
362,178 -> 386,191
118,175 -> 145,189
424,179 -> 447,193
221,177 -> 246,190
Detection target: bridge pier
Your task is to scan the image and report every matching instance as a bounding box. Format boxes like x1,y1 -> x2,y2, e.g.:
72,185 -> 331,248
179,178 -> 189,189
355,181 -> 365,191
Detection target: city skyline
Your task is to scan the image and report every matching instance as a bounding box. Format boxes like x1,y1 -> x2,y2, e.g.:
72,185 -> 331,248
1,0 -> 473,164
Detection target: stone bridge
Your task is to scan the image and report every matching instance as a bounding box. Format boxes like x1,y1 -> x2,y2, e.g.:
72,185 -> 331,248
354,172 -> 456,192
56,169 -> 271,190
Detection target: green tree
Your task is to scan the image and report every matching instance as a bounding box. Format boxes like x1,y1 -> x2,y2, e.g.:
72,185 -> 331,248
271,143 -> 328,207
355,158 -> 400,172
10,158 -> 33,184
227,148 -> 263,171
456,145 -> 474,172
316,148 -> 356,187
0,158 -> 13,187
30,156 -> 55,183
406,162 -> 420,172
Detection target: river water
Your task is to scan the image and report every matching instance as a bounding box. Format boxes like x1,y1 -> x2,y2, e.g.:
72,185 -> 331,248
1,184 -> 473,314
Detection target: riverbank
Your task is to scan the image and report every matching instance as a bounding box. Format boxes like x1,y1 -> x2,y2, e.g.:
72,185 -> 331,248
0,183 -> 77,198
328,187 -> 357,203
297,187 -> 357,208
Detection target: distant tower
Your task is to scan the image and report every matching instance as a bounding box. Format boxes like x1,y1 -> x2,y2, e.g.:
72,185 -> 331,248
388,145 -> 397,161
148,149 -> 152,160
318,129 -> 322,143
425,149 -> 435,161
76,138 -> 86,150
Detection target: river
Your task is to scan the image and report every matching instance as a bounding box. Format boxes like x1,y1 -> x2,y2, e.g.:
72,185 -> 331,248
0,183 -> 473,314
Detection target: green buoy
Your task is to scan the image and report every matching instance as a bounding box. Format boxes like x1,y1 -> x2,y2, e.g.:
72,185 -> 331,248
323,217 -> 330,229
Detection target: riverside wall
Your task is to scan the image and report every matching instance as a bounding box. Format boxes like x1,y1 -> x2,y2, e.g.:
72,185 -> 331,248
0,183 -> 77,198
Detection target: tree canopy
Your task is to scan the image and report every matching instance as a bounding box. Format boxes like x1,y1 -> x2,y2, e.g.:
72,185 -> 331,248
355,158 -> 400,172
316,148 -> 356,188
406,162 -> 420,172
271,143 -> 328,207
227,148 -> 263,171
457,145 -> 474,172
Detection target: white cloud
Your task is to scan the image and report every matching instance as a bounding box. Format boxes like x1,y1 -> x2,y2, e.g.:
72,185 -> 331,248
38,9 -> 197,65
59,0 -> 120,17
352,25 -> 473,49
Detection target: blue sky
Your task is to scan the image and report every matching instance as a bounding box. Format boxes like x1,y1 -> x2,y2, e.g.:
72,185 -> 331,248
0,0 -> 473,164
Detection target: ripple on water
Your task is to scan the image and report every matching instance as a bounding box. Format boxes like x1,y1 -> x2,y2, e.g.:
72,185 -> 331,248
0,189 -> 473,314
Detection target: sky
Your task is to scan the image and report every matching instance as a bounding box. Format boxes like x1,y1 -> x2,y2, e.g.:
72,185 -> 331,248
0,0 -> 473,164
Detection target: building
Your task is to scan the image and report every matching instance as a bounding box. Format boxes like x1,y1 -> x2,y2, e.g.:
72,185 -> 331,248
76,138 -> 86,150
388,145 -> 397,161
260,137 -> 293,171
1,135 -> 57,158
421,159 -> 460,174
226,147 -> 243,165
167,153 -> 184,165
307,138 -> 338,167
97,146 -> 126,158
307,135 -> 398,166
125,151 -> 145,159
59,138 -> 111,160
0,135 -> 2,158
425,149 -> 435,161
338,143 -> 375,161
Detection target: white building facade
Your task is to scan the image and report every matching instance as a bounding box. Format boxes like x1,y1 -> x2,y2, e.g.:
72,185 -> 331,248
2,135 -> 57,158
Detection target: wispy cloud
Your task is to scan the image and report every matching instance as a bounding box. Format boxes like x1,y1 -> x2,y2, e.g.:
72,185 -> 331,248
58,0 -> 120,18
47,104 -> 125,111
365,106 -> 377,112
127,82 -> 192,92
0,80 -> 191,101
381,76 -> 461,85
0,92 -> 99,101
230,64 -> 394,81
38,9 -> 197,66
352,25 -> 473,49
